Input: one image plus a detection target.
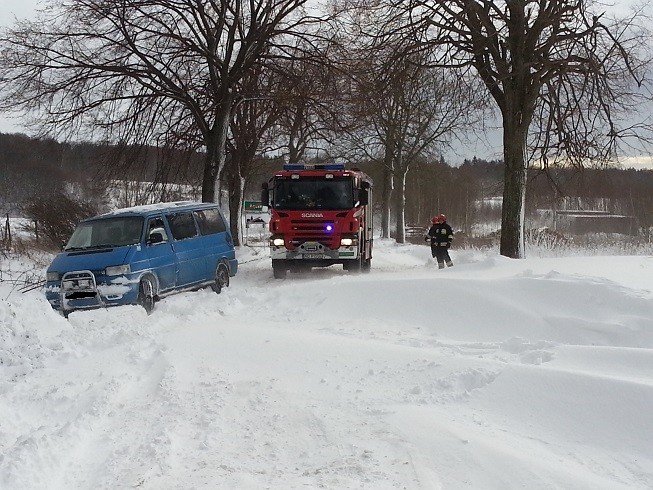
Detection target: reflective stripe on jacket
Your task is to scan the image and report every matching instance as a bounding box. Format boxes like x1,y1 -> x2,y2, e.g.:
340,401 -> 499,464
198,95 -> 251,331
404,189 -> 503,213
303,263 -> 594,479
427,223 -> 453,245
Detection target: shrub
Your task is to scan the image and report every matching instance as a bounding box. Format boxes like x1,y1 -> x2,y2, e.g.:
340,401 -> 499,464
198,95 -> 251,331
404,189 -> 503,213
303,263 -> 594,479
22,192 -> 101,247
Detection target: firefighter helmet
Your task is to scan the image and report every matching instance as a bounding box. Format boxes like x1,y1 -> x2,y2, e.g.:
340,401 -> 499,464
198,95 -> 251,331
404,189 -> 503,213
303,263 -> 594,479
437,213 -> 447,223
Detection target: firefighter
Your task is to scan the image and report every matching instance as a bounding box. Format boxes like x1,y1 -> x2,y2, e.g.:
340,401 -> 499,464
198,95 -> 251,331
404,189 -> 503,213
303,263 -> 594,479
425,214 -> 454,269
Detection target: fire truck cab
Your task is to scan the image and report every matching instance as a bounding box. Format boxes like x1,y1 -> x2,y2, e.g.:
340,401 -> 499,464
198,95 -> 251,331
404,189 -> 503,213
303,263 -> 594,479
262,163 -> 373,279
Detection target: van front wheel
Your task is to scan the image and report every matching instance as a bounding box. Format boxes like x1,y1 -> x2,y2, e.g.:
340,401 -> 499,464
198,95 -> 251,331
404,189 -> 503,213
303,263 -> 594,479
212,263 -> 230,294
137,277 -> 155,315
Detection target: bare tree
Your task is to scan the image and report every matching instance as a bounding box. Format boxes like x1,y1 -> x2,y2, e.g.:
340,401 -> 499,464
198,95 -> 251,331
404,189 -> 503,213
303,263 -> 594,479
222,33 -> 347,244
0,0 -> 325,203
225,66 -> 284,246
388,0 -> 653,257
268,36 -> 356,163
349,42 -> 481,241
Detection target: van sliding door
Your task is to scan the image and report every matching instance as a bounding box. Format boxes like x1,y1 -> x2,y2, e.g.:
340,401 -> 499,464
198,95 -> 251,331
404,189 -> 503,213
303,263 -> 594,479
193,208 -> 230,278
165,212 -> 205,286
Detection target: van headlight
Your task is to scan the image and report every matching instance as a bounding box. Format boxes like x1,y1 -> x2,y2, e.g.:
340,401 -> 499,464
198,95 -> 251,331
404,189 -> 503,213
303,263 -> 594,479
46,272 -> 61,281
105,264 -> 131,276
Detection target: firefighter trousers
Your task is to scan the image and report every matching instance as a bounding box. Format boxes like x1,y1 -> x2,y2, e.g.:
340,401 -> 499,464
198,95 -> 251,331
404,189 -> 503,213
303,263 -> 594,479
431,244 -> 453,269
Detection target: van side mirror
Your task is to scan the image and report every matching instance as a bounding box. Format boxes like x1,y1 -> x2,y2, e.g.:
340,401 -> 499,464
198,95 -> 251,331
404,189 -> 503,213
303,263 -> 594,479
359,189 -> 369,206
261,182 -> 270,207
147,232 -> 164,245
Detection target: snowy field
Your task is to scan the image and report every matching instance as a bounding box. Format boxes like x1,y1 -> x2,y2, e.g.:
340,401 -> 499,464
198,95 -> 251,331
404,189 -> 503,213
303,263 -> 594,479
1,240 -> 652,489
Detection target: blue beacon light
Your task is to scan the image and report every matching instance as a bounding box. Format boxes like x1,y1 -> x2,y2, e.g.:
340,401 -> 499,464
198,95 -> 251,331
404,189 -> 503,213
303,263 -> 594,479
325,224 -> 333,232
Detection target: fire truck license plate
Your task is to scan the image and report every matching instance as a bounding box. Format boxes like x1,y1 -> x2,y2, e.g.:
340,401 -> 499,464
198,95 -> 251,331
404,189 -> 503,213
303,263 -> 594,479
304,253 -> 325,259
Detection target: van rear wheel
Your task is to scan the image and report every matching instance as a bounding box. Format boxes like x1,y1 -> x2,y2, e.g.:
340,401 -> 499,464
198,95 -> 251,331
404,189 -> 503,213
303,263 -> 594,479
212,263 -> 230,294
137,277 -> 155,315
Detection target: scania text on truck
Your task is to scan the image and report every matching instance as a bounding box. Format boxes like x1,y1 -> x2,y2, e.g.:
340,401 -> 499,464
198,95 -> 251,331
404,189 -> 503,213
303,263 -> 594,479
261,164 -> 373,279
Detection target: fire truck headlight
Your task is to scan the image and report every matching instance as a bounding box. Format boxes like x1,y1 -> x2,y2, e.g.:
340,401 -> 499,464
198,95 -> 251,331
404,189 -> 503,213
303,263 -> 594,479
272,238 -> 285,247
340,238 -> 354,246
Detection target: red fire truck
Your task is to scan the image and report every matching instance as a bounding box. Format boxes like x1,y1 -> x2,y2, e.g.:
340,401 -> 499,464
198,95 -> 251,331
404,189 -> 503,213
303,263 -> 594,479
261,163 -> 373,279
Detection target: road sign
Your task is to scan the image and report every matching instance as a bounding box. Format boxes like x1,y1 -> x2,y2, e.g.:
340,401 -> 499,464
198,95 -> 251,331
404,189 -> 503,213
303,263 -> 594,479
244,200 -> 265,213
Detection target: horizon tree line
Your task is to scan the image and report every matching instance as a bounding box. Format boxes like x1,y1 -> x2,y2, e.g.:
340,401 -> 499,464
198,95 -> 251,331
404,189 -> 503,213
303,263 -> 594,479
2,133 -> 653,250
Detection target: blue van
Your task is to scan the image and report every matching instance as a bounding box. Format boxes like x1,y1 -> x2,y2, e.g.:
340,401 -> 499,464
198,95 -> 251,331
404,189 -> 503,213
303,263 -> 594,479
45,201 -> 238,316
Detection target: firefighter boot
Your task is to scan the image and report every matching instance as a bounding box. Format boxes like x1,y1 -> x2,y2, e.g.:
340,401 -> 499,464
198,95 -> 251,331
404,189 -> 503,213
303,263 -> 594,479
446,260 -> 453,267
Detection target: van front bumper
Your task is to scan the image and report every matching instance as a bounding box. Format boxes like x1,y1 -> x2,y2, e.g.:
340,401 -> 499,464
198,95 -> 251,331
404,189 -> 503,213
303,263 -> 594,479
46,270 -> 140,313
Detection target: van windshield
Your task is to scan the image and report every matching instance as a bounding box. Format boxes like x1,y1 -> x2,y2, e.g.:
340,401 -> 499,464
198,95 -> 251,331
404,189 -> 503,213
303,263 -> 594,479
65,217 -> 145,250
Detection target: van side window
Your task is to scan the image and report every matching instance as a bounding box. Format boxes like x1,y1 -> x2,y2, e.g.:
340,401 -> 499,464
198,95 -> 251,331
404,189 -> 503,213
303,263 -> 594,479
194,208 -> 226,235
166,212 -> 198,240
146,217 -> 168,243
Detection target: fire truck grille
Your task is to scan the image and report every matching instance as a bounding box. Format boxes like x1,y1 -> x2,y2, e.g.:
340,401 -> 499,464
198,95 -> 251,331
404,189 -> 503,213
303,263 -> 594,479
290,220 -> 338,247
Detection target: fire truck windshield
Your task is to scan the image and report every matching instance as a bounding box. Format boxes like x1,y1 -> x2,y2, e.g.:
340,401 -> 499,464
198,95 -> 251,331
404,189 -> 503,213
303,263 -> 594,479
274,178 -> 353,210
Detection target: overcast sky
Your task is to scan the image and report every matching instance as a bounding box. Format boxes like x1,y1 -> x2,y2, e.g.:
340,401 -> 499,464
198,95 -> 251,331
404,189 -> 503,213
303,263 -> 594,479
0,0 -> 39,26
0,0 -> 650,166
0,1 -> 40,132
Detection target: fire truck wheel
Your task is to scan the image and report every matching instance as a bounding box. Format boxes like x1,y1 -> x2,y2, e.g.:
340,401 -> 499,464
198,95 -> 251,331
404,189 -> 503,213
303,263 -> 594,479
347,257 -> 363,272
273,264 -> 287,279
362,258 -> 371,272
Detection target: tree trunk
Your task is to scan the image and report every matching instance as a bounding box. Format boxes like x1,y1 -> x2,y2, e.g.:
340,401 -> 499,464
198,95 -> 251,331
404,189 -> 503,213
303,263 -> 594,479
500,117 -> 528,258
380,165 -> 393,239
201,140 -> 219,203
201,95 -> 233,203
394,166 -> 407,244
380,142 -> 395,238
227,167 -> 245,247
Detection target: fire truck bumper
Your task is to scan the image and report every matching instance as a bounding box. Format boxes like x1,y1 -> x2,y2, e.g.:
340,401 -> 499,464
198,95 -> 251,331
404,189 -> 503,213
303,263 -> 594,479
270,242 -> 359,261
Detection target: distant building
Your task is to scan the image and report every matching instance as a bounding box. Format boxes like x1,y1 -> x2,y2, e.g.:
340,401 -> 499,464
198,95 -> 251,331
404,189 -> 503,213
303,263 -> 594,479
553,210 -> 637,235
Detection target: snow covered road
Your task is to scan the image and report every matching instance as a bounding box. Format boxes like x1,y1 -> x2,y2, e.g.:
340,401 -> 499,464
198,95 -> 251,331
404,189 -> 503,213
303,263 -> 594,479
2,241 -> 652,489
